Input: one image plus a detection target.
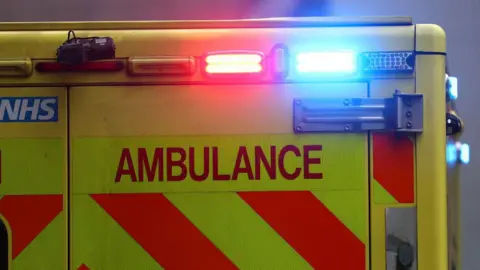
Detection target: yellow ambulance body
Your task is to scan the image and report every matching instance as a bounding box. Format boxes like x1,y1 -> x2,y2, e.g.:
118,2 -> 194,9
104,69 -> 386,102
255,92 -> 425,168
0,16 -> 462,270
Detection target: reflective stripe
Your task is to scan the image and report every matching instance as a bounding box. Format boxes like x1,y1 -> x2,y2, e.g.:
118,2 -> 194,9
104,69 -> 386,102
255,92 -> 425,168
91,193 -> 237,269
75,191 -> 367,269
72,195 -> 163,270
372,134 -> 415,203
13,212 -> 64,270
0,195 -> 63,259
372,179 -> 398,204
312,190 -> 367,243
166,192 -> 311,269
239,191 -> 365,269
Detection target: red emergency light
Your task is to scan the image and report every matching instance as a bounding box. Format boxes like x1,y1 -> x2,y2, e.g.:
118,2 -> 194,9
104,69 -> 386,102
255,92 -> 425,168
203,51 -> 265,77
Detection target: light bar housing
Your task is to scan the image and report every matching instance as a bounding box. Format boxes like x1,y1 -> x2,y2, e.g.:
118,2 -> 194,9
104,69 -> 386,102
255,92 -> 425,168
360,51 -> 415,74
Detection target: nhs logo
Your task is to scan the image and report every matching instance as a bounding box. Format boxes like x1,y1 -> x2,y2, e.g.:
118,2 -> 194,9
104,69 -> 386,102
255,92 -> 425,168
0,97 -> 58,122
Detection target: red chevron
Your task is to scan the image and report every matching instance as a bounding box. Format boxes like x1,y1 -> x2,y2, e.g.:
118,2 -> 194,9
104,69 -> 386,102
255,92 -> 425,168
373,133 -> 415,203
0,194 -> 63,259
239,191 -> 365,269
91,193 -> 237,270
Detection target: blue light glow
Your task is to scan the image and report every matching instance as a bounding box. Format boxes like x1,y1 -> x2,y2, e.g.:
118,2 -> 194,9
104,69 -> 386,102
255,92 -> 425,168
448,76 -> 458,100
460,143 -> 470,164
446,144 -> 458,164
296,51 -> 356,74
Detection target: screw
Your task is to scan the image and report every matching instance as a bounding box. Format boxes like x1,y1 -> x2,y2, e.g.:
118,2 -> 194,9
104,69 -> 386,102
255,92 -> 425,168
406,111 -> 412,117
344,99 -> 349,106
296,125 -> 302,131
344,125 -> 351,131
405,99 -> 412,107
295,100 -> 301,105
406,121 -> 412,128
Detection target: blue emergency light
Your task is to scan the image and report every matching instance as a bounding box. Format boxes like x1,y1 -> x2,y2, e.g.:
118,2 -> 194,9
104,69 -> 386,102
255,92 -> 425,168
446,142 -> 470,165
460,143 -> 470,164
447,76 -> 458,100
295,51 -> 415,75
296,51 -> 356,74
446,144 -> 458,165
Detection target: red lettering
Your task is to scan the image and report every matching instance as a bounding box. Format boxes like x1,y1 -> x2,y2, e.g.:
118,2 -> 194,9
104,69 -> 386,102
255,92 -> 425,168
232,146 -> 254,180
278,145 -> 302,180
189,147 -> 210,181
166,148 -> 187,181
212,147 -> 231,181
115,148 -> 137,182
138,148 -> 164,182
303,145 -> 323,179
115,144 -> 323,184
254,146 -> 276,180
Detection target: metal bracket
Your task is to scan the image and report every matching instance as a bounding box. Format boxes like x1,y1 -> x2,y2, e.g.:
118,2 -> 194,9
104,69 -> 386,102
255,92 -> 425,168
293,91 -> 423,134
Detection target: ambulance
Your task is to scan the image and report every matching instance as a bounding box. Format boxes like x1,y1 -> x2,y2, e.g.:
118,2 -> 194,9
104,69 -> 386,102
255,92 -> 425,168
0,16 -> 466,270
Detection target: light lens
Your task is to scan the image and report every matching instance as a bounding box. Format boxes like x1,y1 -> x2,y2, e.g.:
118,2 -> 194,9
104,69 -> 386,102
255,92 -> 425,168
448,76 -> 458,100
446,143 -> 458,164
361,52 -> 414,73
205,53 -> 263,74
447,142 -> 470,165
296,51 -> 356,74
460,143 -> 470,164
36,61 -> 125,72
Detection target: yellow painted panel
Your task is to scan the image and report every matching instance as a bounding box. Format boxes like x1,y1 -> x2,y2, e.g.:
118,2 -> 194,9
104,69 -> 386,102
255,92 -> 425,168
69,84 -> 367,137
70,83 -> 368,269
415,55 -> 448,269
370,203 -> 387,270
72,134 -> 365,194
0,139 -> 64,195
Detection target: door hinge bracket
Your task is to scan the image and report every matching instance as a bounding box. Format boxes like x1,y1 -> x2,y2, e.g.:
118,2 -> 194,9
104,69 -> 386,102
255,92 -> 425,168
293,90 -> 423,134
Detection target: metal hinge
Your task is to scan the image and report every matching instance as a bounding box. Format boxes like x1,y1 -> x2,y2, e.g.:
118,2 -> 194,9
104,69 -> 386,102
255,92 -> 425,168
293,90 -> 423,134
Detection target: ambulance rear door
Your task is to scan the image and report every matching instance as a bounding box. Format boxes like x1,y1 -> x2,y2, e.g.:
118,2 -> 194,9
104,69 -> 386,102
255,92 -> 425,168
0,86 -> 66,270
66,18 -> 416,270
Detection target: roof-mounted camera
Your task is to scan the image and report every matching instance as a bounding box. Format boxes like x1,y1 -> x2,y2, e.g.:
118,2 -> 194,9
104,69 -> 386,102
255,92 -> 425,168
56,30 -> 116,65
